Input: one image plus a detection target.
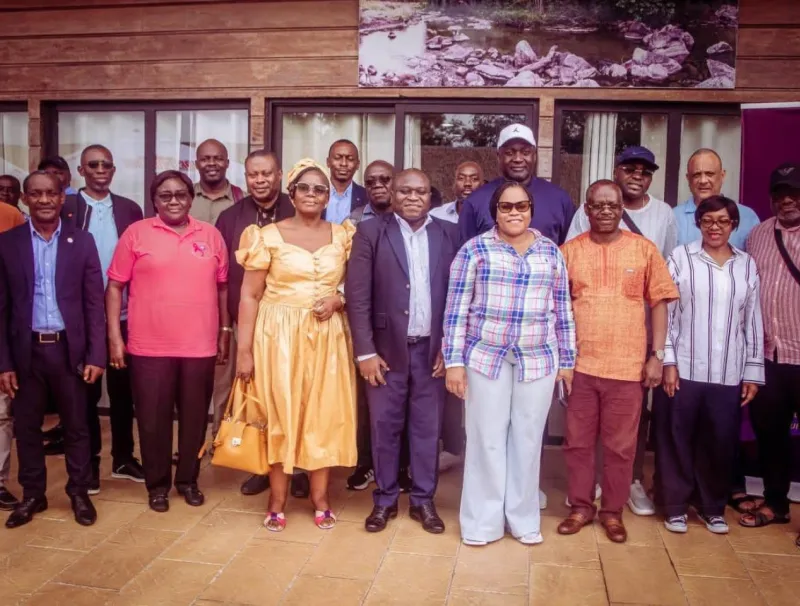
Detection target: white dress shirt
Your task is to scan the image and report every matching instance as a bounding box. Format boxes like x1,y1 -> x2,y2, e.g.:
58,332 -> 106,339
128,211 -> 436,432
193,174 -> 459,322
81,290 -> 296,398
664,240 -> 765,386
429,201 -> 458,224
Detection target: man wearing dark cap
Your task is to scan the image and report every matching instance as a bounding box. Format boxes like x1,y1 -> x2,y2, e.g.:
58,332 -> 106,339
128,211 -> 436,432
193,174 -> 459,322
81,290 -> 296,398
459,123 -> 575,245
741,163 -> 800,547
38,156 -> 77,196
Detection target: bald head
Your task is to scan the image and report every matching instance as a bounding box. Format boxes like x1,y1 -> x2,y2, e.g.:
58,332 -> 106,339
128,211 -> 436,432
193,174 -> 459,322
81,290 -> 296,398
393,169 -> 431,227
364,160 -> 394,209
196,139 -> 230,188
454,161 -> 484,202
686,148 -> 725,205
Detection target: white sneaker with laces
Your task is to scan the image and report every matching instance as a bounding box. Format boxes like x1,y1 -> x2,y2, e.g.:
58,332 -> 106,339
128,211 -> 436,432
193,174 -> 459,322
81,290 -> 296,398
627,480 -> 655,516
565,484 -> 602,508
664,514 -> 688,533
539,489 -> 548,510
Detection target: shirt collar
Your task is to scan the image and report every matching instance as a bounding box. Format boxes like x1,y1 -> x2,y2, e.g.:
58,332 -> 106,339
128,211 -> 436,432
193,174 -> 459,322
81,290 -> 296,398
489,226 -> 541,251
194,181 -> 233,202
153,214 -> 202,237
30,219 -> 62,242
442,201 -> 458,215
331,182 -> 354,200
774,217 -> 800,233
394,213 -> 432,234
688,238 -> 743,260
81,190 -> 112,207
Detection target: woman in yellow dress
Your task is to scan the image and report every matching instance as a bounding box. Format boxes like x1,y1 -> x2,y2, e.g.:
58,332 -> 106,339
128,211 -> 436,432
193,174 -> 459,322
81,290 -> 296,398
235,159 -> 356,531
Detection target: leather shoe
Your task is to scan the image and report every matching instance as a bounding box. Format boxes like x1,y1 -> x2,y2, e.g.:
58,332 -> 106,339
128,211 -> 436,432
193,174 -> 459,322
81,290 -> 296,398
241,474 -> 270,496
0,486 -> 20,511
365,503 -> 398,532
71,494 -> 97,526
409,502 -> 445,534
43,438 -> 65,456
177,485 -> 205,507
149,495 -> 169,513
42,424 -> 64,441
557,513 -> 592,535
601,517 -> 627,543
291,472 -> 310,498
5,496 -> 48,528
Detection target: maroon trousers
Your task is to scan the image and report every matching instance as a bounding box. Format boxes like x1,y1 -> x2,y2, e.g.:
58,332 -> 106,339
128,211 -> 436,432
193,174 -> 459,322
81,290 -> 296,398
564,372 -> 643,520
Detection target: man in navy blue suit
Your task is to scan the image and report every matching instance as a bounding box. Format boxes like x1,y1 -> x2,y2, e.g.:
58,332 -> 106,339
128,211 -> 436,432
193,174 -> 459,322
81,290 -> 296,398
324,139 -> 367,223
0,171 -> 106,529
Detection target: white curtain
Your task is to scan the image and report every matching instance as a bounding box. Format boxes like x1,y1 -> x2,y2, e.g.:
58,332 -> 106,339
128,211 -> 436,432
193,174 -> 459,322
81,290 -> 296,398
580,113 -> 617,204
156,110 -> 249,189
404,114 -> 423,170
280,113 -> 395,189
640,114 -> 668,200
0,112 -> 29,179
58,111 -> 146,206
678,115 -> 742,203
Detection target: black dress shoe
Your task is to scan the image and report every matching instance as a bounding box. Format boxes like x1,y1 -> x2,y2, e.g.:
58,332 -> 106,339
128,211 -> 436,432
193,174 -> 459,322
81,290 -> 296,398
0,486 -> 20,511
241,474 -> 270,496
6,496 -> 48,529
42,424 -> 64,441
70,494 -> 97,526
149,495 -> 169,513
177,485 -> 205,507
365,503 -> 398,533
409,502 -> 445,534
43,438 -> 65,456
291,472 -> 310,498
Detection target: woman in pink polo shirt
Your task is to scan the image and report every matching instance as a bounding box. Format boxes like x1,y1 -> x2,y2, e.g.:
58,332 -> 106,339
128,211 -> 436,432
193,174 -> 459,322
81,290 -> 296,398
106,170 -> 230,514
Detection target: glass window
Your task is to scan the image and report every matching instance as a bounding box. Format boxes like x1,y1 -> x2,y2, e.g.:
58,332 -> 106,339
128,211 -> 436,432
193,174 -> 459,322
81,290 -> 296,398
156,109 -> 249,190
404,113 -> 527,203
280,112 -> 395,189
678,114 -> 741,203
58,111 -> 146,205
0,112 -> 29,179
558,111 -> 668,206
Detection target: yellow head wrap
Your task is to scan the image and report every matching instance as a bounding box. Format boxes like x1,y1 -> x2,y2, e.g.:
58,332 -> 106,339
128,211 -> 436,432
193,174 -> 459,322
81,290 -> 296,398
286,158 -> 329,187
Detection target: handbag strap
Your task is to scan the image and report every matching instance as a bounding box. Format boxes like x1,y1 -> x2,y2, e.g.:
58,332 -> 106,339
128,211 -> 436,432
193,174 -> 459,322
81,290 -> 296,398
621,210 -> 643,236
223,379 -> 260,421
774,227 -> 800,286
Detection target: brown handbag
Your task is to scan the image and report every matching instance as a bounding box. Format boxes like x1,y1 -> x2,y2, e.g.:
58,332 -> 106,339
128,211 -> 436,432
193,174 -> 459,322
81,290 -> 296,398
207,379 -> 270,475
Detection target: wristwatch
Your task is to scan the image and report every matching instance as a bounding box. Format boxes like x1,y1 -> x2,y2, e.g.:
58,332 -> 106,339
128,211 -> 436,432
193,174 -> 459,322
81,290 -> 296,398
220,326 -> 234,333
651,349 -> 665,362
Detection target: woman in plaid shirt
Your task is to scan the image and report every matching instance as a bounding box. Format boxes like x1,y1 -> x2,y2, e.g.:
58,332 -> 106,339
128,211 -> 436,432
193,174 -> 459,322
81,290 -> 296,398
443,182 -> 577,546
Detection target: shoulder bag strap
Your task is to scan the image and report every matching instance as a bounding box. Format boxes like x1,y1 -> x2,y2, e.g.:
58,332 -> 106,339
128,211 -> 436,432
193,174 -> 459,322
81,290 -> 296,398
621,210 -> 643,236
774,228 -> 800,286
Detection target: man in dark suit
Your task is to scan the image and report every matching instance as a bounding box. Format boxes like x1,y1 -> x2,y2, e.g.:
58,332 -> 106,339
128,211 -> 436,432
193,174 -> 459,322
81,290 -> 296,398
324,139 -> 367,223
59,144 -> 144,493
0,171 -> 106,528
346,169 -> 460,534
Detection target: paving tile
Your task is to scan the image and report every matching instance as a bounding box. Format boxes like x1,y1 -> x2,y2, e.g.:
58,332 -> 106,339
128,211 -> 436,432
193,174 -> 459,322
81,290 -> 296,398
530,516 -> 600,569
0,546 -> 82,604
302,520 -> 394,581
281,576 -> 371,606
451,537 -> 529,596
389,516 -> 461,557
24,583 -> 118,606
446,590 -> 527,606
160,509 -> 262,565
113,558 -> 220,606
364,552 -> 454,605
128,498 -> 209,533
726,521 -> 800,556
599,544 -> 685,606
679,575 -> 767,606
529,564 -> 609,606
660,527 -> 749,579
739,553 -> 800,606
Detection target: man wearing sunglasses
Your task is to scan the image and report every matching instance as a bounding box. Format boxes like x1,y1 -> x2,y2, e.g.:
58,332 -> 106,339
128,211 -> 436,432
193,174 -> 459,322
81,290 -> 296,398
325,139 -> 367,224
61,144 -> 144,494
348,160 -> 394,226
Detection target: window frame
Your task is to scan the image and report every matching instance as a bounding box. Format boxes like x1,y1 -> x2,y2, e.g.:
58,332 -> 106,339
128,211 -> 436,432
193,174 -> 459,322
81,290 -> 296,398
552,102 -> 740,206
0,102 -> 30,176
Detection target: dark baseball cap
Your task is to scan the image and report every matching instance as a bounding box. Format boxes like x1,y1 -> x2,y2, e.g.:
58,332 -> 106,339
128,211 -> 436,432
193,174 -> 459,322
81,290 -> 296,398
769,162 -> 800,191
615,146 -> 659,171
37,155 -> 71,171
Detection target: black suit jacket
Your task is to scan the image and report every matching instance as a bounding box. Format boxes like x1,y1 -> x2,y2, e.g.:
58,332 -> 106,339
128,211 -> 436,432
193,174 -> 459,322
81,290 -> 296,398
346,214 -> 460,373
62,191 -> 143,237
323,182 -> 367,221
0,223 -> 107,376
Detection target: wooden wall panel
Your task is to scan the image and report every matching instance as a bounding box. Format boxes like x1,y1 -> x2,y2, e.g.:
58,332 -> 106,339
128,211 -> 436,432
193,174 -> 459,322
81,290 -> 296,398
738,28 -> 800,58
740,0 -> 800,25
735,59 -> 800,89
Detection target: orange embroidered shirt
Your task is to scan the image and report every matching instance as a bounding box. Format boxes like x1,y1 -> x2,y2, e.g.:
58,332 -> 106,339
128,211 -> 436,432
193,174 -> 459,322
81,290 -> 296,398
560,231 -> 678,382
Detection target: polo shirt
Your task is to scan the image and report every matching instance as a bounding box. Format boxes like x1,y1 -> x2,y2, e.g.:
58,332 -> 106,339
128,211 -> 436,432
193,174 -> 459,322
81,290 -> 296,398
108,216 -> 228,358
674,198 -> 761,251
190,181 -> 237,226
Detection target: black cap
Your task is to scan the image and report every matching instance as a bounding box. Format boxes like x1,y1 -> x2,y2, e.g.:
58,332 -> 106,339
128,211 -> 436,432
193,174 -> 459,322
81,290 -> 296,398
770,163 -> 800,192
615,145 -> 659,171
37,155 -> 70,171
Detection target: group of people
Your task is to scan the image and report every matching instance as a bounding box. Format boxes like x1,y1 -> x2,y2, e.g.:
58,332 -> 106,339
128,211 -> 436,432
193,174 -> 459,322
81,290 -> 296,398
0,122 -> 797,550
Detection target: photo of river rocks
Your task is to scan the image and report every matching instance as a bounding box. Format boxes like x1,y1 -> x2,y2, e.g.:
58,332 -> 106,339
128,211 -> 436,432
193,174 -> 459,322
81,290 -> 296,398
358,0 -> 738,88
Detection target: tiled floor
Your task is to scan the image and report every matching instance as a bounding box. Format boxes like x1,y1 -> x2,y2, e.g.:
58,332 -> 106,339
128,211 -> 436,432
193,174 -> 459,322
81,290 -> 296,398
2,419 -> 799,605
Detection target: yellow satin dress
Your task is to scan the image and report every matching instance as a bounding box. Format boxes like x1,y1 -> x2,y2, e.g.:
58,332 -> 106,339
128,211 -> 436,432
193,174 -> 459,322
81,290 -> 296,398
236,221 -> 357,472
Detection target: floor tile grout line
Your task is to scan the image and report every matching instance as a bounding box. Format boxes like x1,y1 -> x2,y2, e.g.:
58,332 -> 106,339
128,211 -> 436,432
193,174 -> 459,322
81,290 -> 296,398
356,519 -> 401,605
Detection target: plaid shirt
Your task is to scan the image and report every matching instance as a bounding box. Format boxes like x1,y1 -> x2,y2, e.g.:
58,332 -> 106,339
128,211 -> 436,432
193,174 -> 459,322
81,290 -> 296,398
443,227 -> 576,382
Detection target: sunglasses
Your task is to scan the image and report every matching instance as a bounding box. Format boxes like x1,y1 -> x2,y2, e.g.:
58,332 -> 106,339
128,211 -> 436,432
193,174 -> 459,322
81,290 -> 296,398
699,217 -> 733,228
586,202 -> 622,212
156,191 -> 192,204
365,175 -> 392,187
498,201 -> 531,214
86,160 -> 114,170
294,182 -> 329,196
619,166 -> 654,178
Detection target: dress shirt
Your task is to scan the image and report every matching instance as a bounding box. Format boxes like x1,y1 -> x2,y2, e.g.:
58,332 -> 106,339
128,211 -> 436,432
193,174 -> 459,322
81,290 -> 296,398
31,220 -> 65,332
674,198 -> 761,251
747,217 -> 800,364
82,192 -> 126,319
327,182 -> 354,225
348,202 -> 381,225
443,227 -> 576,382
429,200 -> 458,224
664,240 -> 764,386
396,214 -> 432,337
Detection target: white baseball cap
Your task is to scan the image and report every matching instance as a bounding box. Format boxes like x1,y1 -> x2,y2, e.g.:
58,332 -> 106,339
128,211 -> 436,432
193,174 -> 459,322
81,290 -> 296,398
497,123 -> 537,149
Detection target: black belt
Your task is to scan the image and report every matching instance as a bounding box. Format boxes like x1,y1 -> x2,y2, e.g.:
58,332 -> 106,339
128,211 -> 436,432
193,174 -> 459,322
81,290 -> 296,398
32,331 -> 65,344
407,336 -> 430,345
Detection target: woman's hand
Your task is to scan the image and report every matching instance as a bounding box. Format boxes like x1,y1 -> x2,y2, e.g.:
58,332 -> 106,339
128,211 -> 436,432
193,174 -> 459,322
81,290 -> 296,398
555,368 -> 574,395
109,337 -> 127,370
236,350 -> 255,382
446,367 -> 467,400
663,365 -> 679,398
313,295 -> 342,322
741,382 -> 758,407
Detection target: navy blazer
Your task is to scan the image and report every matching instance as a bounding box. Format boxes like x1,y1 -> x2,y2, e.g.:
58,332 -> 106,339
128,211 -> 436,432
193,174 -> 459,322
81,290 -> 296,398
62,191 -> 143,237
0,223 -> 107,376
322,182 -> 367,221
346,214 -> 461,374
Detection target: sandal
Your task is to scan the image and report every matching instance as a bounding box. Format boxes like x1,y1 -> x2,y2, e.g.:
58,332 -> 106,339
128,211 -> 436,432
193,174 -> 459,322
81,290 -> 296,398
314,509 -> 337,530
739,509 -> 791,528
264,511 -> 286,532
728,494 -> 758,514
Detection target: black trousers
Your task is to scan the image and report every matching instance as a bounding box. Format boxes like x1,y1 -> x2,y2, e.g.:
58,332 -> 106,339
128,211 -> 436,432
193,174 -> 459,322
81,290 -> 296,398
658,378 -> 740,517
12,337 -> 91,499
355,373 -> 411,470
86,320 -> 135,470
441,392 -> 464,456
749,359 -> 800,516
129,354 -> 215,497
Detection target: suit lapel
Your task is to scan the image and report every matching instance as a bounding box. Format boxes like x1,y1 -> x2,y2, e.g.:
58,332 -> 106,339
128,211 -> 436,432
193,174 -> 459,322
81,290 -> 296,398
385,217 -> 410,279
55,225 -> 72,294
19,226 -> 35,298
427,219 -> 442,282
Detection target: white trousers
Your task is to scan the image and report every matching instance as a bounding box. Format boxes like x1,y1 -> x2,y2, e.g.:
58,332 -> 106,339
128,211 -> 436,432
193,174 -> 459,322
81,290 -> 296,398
460,359 -> 555,542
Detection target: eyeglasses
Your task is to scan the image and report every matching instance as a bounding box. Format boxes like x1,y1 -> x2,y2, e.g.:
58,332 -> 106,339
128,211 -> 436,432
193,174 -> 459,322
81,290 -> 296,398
699,217 -> 734,228
86,160 -> 114,170
294,182 -> 329,196
156,191 -> 192,204
497,201 -> 531,214
619,166 -> 654,178
365,175 -> 392,187
586,202 -> 622,212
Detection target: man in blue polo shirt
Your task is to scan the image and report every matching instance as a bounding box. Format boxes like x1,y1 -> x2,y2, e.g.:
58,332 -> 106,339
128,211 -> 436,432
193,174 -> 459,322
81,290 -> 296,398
459,123 -> 575,245
674,148 -> 760,250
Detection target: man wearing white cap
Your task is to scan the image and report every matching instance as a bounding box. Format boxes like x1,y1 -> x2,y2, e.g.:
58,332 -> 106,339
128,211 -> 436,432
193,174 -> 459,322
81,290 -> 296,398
459,124 -> 575,245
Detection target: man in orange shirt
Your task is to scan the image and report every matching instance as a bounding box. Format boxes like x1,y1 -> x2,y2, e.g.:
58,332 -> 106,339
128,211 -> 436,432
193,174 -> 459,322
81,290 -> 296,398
558,180 -> 677,543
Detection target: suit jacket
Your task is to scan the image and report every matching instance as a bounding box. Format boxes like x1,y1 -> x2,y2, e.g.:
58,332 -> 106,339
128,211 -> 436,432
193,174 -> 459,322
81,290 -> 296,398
323,182 -> 367,221
62,190 -> 143,237
346,214 -> 461,373
0,223 -> 107,376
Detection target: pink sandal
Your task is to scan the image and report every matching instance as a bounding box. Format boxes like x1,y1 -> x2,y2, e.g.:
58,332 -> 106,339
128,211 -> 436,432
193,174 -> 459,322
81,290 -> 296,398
264,511 -> 286,532
314,509 -> 337,530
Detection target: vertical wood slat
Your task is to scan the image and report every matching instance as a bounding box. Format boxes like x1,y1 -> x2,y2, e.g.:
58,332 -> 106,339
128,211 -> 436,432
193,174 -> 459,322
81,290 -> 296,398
27,98 -> 42,171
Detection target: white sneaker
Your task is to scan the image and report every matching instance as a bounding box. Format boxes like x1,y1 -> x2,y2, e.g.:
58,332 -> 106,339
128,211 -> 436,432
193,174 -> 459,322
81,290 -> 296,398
438,451 -> 463,472
517,532 -> 543,545
565,484 -> 602,508
664,514 -> 688,533
627,480 -> 655,516
788,482 -> 800,504
539,489 -> 548,510
699,514 -> 729,534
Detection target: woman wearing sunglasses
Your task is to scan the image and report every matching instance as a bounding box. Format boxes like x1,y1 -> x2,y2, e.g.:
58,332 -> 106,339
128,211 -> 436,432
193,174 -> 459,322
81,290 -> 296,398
443,181 -> 577,546
235,158 -> 356,532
